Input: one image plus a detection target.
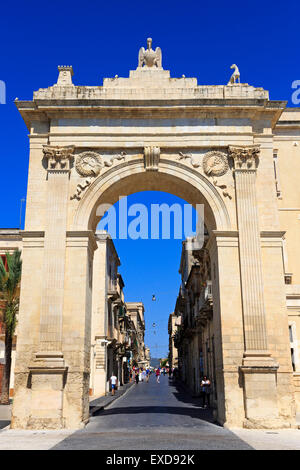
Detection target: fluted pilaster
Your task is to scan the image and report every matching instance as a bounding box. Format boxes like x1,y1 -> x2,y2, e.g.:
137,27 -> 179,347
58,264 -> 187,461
38,145 -> 74,353
229,145 -> 268,352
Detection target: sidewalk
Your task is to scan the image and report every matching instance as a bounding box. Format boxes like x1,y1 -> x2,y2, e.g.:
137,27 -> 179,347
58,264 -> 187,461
0,382 -> 135,429
0,404 -> 11,429
89,381 -> 134,416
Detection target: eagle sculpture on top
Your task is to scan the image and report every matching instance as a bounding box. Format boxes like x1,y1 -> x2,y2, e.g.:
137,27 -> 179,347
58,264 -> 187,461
138,38 -> 162,68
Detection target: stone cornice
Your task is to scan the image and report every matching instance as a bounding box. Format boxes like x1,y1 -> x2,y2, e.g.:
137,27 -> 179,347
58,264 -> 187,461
260,230 -> 286,238
66,230 -> 98,252
20,230 -> 45,238
211,230 -> 239,238
15,98 -> 287,131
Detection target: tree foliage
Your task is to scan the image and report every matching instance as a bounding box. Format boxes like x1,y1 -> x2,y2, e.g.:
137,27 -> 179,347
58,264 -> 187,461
0,250 -> 22,336
160,358 -> 168,367
0,250 -> 22,404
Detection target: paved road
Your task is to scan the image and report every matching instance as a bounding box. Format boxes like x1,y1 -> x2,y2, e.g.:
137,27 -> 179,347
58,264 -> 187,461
0,376 -> 299,449
52,374 -> 253,450
0,404 -> 11,430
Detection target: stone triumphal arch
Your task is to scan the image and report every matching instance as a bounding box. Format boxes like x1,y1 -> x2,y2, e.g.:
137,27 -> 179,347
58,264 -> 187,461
11,39 -> 297,429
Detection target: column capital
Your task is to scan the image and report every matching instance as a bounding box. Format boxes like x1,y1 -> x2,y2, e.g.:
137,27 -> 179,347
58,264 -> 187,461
228,145 -> 260,171
43,145 -> 75,172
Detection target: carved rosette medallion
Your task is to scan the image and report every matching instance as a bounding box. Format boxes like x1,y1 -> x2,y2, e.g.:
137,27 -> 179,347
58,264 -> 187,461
75,152 -> 103,177
228,145 -> 260,170
202,151 -> 229,177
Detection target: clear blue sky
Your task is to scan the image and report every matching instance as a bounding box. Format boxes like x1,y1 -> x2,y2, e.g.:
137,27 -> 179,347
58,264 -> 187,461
98,192 -> 198,359
1,0 -> 300,357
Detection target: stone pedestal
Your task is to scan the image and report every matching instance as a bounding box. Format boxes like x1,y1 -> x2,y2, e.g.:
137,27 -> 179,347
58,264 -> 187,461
27,353 -> 67,429
241,353 -> 283,428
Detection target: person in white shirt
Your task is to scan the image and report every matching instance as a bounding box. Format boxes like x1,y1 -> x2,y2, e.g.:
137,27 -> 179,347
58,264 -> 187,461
110,373 -> 118,396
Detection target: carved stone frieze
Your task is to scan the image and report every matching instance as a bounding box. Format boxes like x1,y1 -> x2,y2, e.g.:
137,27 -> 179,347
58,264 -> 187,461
202,151 -> 229,177
177,149 -> 231,200
75,151 -> 127,177
229,145 -> 260,170
70,178 -> 92,200
178,151 -> 201,168
103,151 -> 126,167
43,145 -> 75,171
213,178 -> 232,200
144,146 -> 160,171
71,151 -> 127,200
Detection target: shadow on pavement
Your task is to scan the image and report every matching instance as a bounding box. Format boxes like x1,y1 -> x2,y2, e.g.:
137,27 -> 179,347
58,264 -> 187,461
92,405 -> 214,424
170,379 -> 216,424
0,421 -> 10,430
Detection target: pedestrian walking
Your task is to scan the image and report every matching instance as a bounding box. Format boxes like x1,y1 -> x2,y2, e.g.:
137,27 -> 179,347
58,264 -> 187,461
200,376 -> 211,408
146,368 -> 150,382
156,367 -> 160,383
135,369 -> 139,384
110,373 -> 118,396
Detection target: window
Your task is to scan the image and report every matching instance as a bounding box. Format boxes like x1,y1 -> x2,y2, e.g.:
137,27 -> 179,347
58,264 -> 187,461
289,325 -> 293,343
289,323 -> 297,372
108,304 -> 113,337
291,348 -> 295,372
273,150 -> 282,198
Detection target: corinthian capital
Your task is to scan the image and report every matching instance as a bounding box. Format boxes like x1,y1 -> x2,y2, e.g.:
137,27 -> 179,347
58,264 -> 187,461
229,145 -> 260,171
43,145 -> 75,171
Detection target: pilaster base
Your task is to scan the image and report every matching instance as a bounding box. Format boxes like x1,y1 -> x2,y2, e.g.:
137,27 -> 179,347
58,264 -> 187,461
243,417 -> 293,429
25,353 -> 67,430
241,352 -> 281,428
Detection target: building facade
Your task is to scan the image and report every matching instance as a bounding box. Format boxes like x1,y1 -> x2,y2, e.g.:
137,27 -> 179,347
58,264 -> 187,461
168,313 -> 180,369
125,302 -> 147,368
172,238 -> 215,403
90,230 -> 132,397
7,38 -> 300,429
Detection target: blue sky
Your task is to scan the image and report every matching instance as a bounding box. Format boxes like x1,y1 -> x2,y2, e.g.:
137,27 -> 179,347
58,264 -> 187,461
1,0 -> 300,357
98,192 -> 198,358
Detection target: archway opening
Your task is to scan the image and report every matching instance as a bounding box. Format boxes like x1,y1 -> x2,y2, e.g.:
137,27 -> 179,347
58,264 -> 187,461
73,160 -> 231,424
89,186 -> 217,409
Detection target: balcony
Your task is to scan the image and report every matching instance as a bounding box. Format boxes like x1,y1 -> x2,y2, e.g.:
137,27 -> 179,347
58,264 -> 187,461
107,278 -> 121,300
197,280 -> 213,311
